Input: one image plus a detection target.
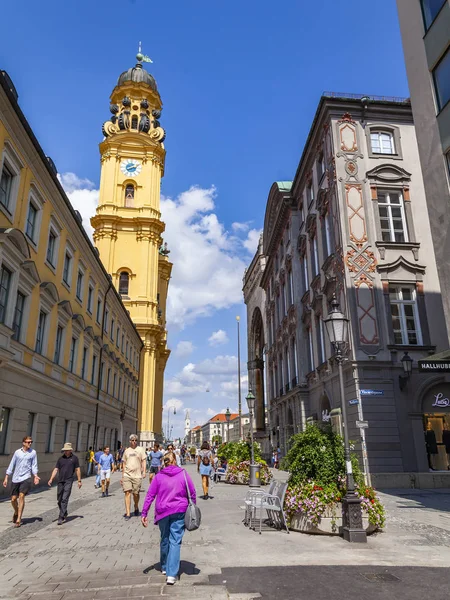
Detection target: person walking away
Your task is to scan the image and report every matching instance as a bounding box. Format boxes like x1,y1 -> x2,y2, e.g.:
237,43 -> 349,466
174,447 -> 182,467
48,442 -> 82,525
98,446 -> 115,497
148,443 -> 164,483
141,451 -> 196,586
197,442 -> 213,499
94,447 -> 103,489
121,434 -> 146,519
3,436 -> 39,527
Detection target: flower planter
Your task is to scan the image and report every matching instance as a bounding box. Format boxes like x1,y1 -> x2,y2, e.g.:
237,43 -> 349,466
289,503 -> 377,536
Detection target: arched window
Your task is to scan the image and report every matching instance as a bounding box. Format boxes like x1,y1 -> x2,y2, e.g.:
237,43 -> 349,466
125,184 -> 134,207
119,272 -> 129,296
131,115 -> 138,129
370,131 -> 395,155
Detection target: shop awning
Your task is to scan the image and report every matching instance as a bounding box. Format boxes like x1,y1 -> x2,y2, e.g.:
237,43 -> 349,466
418,349 -> 450,373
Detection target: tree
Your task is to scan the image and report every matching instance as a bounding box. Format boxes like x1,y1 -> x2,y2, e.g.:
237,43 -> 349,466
212,434 -> 222,445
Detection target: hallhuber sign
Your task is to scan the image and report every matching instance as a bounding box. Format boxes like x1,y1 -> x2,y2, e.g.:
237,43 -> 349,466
418,360 -> 450,373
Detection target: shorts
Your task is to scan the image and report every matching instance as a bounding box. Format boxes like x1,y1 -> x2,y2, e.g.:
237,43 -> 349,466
123,476 -> 142,494
150,466 -> 160,475
199,464 -> 212,477
100,469 -> 111,481
11,478 -> 32,497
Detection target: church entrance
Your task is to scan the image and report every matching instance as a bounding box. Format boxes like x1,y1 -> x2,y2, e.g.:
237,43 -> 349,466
423,383 -> 450,471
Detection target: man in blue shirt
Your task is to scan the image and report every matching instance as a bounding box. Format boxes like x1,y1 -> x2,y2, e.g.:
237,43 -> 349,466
148,443 -> 164,483
93,447 -> 103,489
3,435 -> 40,527
98,446 -> 115,497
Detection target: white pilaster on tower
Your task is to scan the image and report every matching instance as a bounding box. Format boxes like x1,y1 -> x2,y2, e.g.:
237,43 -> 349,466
184,410 -> 190,441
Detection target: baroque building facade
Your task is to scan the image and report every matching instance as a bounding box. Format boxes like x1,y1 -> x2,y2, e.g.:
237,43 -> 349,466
0,70 -> 141,492
91,56 -> 172,445
245,93 -> 450,485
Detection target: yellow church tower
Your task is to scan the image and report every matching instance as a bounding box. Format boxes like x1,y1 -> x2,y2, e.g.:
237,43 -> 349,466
91,49 -> 172,445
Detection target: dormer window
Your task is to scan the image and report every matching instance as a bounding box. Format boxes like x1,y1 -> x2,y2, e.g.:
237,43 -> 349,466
370,131 -> 395,155
125,184 -> 134,207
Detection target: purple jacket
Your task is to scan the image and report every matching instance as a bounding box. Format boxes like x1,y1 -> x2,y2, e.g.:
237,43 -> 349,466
141,465 -> 196,523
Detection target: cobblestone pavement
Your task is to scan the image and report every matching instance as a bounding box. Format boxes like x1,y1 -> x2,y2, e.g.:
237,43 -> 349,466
0,465 -> 450,599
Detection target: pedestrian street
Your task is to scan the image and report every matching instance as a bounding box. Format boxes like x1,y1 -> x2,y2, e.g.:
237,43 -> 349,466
0,464 -> 450,599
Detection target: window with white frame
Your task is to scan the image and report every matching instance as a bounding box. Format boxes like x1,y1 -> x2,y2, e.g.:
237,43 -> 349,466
46,416 -> 55,453
301,257 -> 309,295
54,325 -> 64,364
81,346 -> 88,379
106,367 -> 111,394
421,0 -> 446,30
311,236 -> 319,277
76,422 -> 82,452
45,218 -> 62,270
35,310 -> 47,354
104,307 -> 109,333
12,291 -> 26,342
91,354 -> 97,385
378,190 -> 409,242
316,316 -> 326,364
0,407 -> 11,454
308,184 -> 314,206
76,265 -> 85,302
87,283 -> 94,314
0,264 -> 12,324
96,296 -> 103,324
370,131 -> 395,155
62,247 -> 73,287
317,153 -> 325,182
322,213 -> 333,258
116,326 -> 120,347
113,373 -> 117,397
307,327 -> 315,372
68,336 -> 78,373
110,317 -> 115,341
25,202 -> 38,242
389,285 -> 422,345
289,270 -> 294,305
0,144 -> 22,219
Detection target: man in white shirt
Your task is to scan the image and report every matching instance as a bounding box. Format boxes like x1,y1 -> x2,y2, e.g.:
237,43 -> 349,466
3,436 -> 40,527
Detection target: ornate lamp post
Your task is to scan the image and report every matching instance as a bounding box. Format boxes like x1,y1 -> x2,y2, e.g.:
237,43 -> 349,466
166,406 -> 176,442
225,407 -> 231,442
237,316 -> 242,439
246,390 -> 260,487
324,295 -> 366,543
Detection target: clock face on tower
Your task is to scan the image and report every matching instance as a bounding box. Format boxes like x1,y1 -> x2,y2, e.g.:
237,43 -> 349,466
120,159 -> 142,177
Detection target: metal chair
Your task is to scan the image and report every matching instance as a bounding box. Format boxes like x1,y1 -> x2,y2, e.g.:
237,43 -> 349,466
251,481 -> 290,534
243,480 -> 277,527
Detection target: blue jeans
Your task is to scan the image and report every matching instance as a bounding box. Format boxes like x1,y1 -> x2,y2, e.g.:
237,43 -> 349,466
158,512 -> 185,577
95,467 -> 101,488
87,462 -> 93,476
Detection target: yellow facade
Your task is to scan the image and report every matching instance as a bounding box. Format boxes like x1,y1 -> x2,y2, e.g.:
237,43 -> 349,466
0,71 -> 141,489
91,59 -> 172,444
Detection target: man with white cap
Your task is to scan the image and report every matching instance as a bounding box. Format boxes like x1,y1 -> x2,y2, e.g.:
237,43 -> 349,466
48,442 -> 82,526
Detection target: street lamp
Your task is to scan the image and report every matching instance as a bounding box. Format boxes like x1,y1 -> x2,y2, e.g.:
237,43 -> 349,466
246,390 -> 260,487
166,406 -> 176,441
399,351 -> 413,391
324,295 -> 367,543
225,407 -> 231,442
237,316 -> 242,439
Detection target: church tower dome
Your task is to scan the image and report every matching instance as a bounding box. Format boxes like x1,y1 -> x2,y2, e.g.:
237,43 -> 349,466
117,62 -> 157,91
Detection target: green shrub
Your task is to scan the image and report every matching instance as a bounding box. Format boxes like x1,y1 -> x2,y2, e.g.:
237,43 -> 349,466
281,423 -> 364,487
217,440 -> 263,464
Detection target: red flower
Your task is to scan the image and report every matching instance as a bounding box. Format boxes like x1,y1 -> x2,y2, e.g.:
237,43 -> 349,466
371,499 -> 375,504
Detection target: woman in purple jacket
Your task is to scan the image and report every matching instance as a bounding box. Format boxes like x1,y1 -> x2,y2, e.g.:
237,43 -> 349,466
141,451 -> 196,586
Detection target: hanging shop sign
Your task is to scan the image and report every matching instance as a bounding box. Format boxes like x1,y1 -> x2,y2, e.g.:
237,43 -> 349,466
418,360 -> 450,373
349,399 -> 359,406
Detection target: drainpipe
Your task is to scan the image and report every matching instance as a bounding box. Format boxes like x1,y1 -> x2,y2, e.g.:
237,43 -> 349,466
93,280 -> 113,450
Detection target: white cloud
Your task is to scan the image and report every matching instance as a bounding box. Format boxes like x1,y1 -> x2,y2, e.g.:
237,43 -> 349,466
232,221 -> 250,233
174,341 -> 195,358
206,408 -> 216,417
208,329 -> 229,346
58,172 -> 99,239
160,186 -> 248,328
243,229 -> 262,254
56,175 -> 254,330
163,398 -> 184,412
195,355 -> 238,375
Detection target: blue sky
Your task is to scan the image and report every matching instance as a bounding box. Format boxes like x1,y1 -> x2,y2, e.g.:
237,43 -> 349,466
1,0 -> 409,440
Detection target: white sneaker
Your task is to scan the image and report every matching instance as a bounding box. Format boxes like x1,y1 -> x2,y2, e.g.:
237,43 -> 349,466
166,576 -> 176,585
162,570 -> 166,575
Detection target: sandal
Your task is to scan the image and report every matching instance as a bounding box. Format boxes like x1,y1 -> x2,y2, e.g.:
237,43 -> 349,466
12,513 -> 18,524
14,521 -> 21,528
